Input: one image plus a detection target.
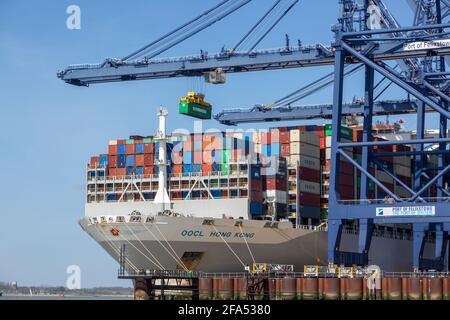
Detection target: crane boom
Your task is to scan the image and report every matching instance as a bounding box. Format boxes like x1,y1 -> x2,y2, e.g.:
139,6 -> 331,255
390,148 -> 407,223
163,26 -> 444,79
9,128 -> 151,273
214,99 -> 421,125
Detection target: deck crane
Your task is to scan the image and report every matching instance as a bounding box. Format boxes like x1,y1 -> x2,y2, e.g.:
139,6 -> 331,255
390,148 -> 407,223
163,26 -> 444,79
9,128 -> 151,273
58,0 -> 450,272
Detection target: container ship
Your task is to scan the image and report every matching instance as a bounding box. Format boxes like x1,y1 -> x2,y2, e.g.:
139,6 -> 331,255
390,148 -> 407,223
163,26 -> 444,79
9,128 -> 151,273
80,108 -> 437,273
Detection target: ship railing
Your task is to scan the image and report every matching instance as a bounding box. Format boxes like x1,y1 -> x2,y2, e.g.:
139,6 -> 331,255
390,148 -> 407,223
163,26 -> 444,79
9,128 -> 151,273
118,269 -> 450,279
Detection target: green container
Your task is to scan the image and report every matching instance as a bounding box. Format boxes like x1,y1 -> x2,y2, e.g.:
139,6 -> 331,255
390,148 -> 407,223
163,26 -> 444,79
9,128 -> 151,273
179,101 -> 212,120
223,149 -> 231,163
126,139 -> 134,144
340,126 -> 353,141
143,138 -> 152,143
221,163 -> 229,174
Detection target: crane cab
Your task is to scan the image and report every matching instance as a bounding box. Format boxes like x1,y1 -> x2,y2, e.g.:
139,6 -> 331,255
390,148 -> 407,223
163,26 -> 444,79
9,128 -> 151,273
179,91 -> 212,120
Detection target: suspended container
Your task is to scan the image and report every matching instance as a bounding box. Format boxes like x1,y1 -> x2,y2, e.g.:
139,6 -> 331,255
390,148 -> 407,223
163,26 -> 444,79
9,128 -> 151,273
179,91 -> 212,120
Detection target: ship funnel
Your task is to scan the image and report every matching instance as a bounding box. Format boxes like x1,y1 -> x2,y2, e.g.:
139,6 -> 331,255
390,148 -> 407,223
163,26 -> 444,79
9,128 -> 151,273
153,106 -> 171,207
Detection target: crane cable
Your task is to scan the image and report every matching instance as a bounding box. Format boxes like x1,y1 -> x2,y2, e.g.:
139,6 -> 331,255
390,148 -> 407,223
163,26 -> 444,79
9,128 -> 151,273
268,64 -> 363,109
94,224 -> 140,272
119,224 -> 166,270
212,224 -> 246,268
153,223 -> 191,272
238,225 -> 255,265
140,223 -> 190,272
122,223 -> 167,269
232,0 -> 283,53
129,0 -> 252,61
123,0 -> 233,61
248,0 -> 299,53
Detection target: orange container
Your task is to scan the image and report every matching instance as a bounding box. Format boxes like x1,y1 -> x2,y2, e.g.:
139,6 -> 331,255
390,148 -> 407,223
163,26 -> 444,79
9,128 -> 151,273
135,154 -> 145,167
126,144 -> 135,154
108,145 -> 117,155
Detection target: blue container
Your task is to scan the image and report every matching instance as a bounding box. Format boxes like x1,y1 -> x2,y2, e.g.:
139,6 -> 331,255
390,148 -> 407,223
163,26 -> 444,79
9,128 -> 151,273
143,192 -> 155,200
191,164 -> 202,172
230,190 -> 238,197
249,201 -> 263,215
106,194 -> 116,202
182,191 -> 189,199
154,166 -> 159,174
99,155 -> 108,168
212,163 -> 221,171
88,171 -> 95,177
250,164 -> 262,179
117,144 -> 126,154
135,143 -> 144,154
183,151 -> 193,164
118,154 -> 126,168
182,164 -> 192,173
299,205 -> 320,219
98,170 -> 105,177
271,143 -> 280,156
211,190 -> 221,198
135,167 -> 144,175
126,155 -> 135,167
166,166 -> 172,174
262,144 -> 271,156
126,166 -> 135,175
194,140 -> 202,151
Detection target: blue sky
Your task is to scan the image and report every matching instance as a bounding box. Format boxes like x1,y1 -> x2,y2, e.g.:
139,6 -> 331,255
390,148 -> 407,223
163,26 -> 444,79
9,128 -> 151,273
0,1 -> 432,287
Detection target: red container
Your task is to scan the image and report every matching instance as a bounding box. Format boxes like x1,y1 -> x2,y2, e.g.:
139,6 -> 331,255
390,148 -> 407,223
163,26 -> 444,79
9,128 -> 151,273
338,172 -> 354,187
202,151 -> 213,164
211,136 -> 223,150
108,144 -> 118,155
144,143 -> 153,154
338,185 -> 354,198
299,192 -> 321,206
266,177 -> 287,190
270,129 -> 280,143
135,154 -> 145,167
116,168 -> 126,177
279,130 -> 290,144
144,154 -> 154,166
108,155 -> 117,168
144,166 -> 153,175
193,151 -> 202,164
117,139 -> 126,144
251,190 -> 263,202
298,167 -> 321,182
126,144 -> 135,154
339,161 -> 354,175
251,178 -> 263,191
108,168 -> 116,176
172,164 -> 183,174
261,132 -> 271,145
222,190 -> 229,198
281,144 -> 290,157
319,137 -> 325,150
90,156 -> 100,167
202,163 -> 212,175
171,191 -> 182,199
171,150 -> 183,165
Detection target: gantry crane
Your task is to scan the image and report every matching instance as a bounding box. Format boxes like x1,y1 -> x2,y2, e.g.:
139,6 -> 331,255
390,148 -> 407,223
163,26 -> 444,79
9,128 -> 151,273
58,0 -> 450,271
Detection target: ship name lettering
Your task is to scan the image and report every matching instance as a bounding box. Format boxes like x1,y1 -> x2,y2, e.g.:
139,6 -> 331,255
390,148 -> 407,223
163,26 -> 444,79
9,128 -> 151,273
181,230 -> 204,237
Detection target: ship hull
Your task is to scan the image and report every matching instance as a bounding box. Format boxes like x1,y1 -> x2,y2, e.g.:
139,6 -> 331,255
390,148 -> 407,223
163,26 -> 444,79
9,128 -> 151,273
80,215 -> 433,273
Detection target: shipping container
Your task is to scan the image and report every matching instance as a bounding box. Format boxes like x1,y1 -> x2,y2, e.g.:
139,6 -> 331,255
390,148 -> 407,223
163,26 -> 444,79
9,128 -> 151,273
108,144 -> 118,155
290,142 -> 320,158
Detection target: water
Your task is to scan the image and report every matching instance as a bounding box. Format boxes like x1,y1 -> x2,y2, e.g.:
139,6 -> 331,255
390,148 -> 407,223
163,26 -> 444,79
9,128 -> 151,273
0,295 -> 133,300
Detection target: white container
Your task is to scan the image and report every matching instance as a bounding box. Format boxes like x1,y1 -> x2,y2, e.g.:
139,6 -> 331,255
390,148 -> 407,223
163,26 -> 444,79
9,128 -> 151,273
290,142 -> 320,158
394,156 -> 411,167
109,140 -> 118,145
288,155 -> 321,170
264,190 -> 288,203
375,170 -> 394,184
299,180 -> 321,195
290,130 -> 320,146
395,185 -> 411,198
394,164 -> 411,177
325,136 -> 332,147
